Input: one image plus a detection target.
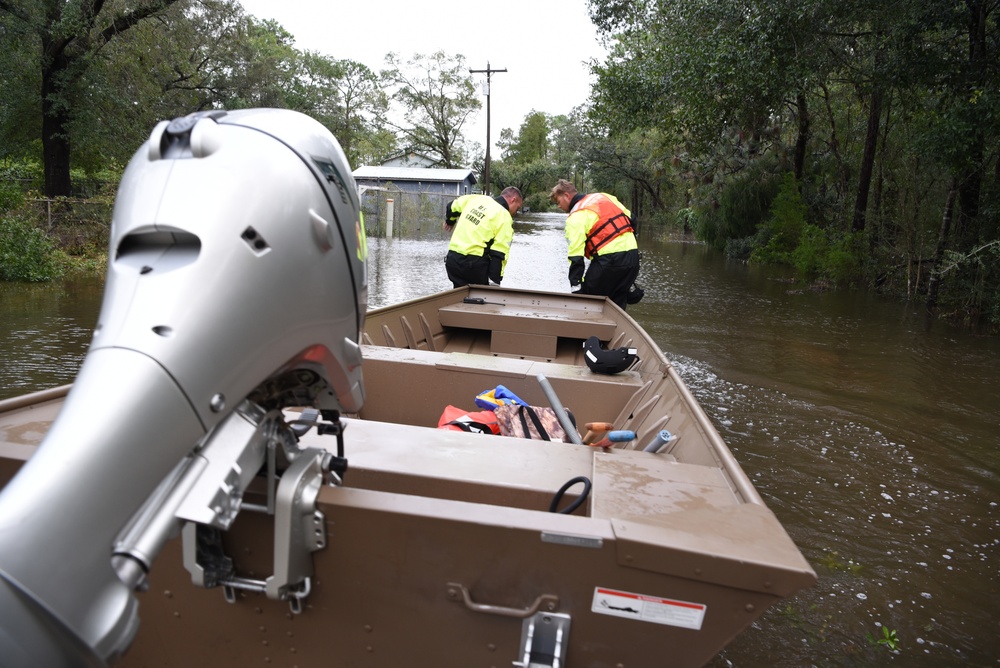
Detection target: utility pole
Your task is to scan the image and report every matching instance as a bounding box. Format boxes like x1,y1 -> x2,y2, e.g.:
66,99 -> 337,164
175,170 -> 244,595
469,62 -> 506,196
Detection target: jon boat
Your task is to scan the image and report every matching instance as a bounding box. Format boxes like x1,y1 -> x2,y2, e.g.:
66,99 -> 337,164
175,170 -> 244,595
0,284 -> 815,667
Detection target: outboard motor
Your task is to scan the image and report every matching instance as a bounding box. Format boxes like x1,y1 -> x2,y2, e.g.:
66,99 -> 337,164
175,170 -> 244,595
0,109 -> 367,666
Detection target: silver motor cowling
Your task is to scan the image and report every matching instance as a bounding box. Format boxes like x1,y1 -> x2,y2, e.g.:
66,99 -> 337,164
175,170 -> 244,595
0,109 -> 367,665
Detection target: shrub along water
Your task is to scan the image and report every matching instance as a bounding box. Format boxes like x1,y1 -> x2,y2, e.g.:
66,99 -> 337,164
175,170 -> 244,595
0,177 -> 110,282
0,212 -> 62,282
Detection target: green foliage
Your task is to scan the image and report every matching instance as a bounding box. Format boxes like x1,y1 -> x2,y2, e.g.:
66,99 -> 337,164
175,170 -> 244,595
0,213 -> 61,282
491,158 -> 560,203
0,160 -> 43,191
816,549 -> 863,573
2,1 -> 395,192
675,207 -> 697,230
789,223 -> 825,275
867,625 -> 900,652
0,10 -> 42,161
0,182 -> 25,212
523,192 -> 552,212
724,235 -> 755,261
735,174 -> 863,283
934,240 -> 1000,332
507,111 -> 551,164
695,164 -> 781,251
751,173 -> 807,264
295,55 -> 392,167
585,0 -> 1000,331
1,0 -> 191,195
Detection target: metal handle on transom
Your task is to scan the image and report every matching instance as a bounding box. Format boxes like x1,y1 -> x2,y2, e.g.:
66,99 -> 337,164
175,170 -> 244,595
446,582 -> 559,618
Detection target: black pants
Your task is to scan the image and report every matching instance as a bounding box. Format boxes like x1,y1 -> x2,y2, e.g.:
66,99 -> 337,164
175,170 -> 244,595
445,250 -> 490,288
579,249 -> 640,309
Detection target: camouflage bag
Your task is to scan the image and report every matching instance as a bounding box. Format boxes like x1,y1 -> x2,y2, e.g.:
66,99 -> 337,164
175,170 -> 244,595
494,404 -> 576,443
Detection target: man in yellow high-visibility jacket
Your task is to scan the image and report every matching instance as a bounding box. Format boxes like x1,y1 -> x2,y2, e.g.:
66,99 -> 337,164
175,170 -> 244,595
444,186 -> 523,287
549,179 -> 640,309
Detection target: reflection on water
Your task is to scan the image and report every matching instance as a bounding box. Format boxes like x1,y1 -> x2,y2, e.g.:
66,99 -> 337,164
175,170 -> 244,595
2,213 -> 998,665
0,279 -> 102,397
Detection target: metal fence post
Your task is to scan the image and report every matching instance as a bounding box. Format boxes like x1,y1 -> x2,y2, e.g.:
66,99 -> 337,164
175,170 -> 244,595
386,198 -> 394,238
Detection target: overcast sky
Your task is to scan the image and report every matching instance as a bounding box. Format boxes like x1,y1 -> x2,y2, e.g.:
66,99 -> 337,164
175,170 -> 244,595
237,0 -> 608,164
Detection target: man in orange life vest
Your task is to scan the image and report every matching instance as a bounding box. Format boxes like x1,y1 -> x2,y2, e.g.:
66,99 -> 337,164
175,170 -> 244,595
549,179 -> 640,309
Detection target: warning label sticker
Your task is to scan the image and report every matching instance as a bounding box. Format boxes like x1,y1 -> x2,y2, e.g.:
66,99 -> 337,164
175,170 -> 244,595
591,587 -> 707,630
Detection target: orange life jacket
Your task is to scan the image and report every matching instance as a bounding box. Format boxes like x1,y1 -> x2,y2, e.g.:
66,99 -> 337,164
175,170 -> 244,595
574,193 -> 634,258
437,405 -> 500,435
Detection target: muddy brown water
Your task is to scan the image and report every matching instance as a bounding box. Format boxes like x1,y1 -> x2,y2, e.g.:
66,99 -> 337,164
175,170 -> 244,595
1,212 -> 997,666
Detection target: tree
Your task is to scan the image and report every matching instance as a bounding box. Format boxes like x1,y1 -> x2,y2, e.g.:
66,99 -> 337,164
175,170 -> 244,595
496,127 -> 516,161
586,0 -> 1000,327
71,0 -> 262,170
508,111 -> 551,164
0,11 -> 41,162
548,111 -> 589,186
490,111 -> 559,202
381,51 -> 481,168
297,53 -> 392,167
213,16 -> 301,110
0,0 -> 185,196
0,0 -> 395,187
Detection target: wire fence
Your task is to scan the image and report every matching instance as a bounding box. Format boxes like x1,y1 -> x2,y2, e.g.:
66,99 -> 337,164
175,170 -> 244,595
360,185 -> 455,240
25,198 -> 112,254
10,185 -> 455,252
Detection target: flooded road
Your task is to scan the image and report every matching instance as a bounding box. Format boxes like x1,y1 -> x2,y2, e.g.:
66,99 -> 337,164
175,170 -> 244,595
1,212 -> 998,666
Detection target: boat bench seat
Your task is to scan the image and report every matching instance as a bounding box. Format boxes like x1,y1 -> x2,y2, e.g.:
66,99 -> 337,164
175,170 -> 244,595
359,344 -> 646,432
438,302 -> 619,358
301,416 -> 596,512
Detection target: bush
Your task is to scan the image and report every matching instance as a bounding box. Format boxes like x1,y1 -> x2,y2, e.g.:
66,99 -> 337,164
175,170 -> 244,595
0,160 -> 44,190
0,182 -> 25,212
936,241 -> 1000,332
750,173 -> 807,265
779,223 -> 861,284
790,223 -> 826,277
0,213 -> 62,282
693,164 -> 782,250
823,233 -> 861,284
724,235 -> 755,261
523,191 -> 552,212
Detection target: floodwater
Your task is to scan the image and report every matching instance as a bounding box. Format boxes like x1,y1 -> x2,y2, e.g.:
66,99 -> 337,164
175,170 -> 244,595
1,212 -> 998,666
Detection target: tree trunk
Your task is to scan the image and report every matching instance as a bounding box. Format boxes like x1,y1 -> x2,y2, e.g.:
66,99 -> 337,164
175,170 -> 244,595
29,0 -> 182,197
631,181 -> 642,224
957,161 -> 983,246
820,84 -> 849,201
793,92 -> 809,182
925,180 -> 958,312
851,87 -> 882,233
871,91 -> 894,251
41,38 -> 73,197
954,0 -> 989,247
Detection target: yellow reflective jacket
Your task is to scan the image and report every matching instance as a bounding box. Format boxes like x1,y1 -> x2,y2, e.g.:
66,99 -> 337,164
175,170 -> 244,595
565,193 -> 636,260
447,194 -> 514,275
